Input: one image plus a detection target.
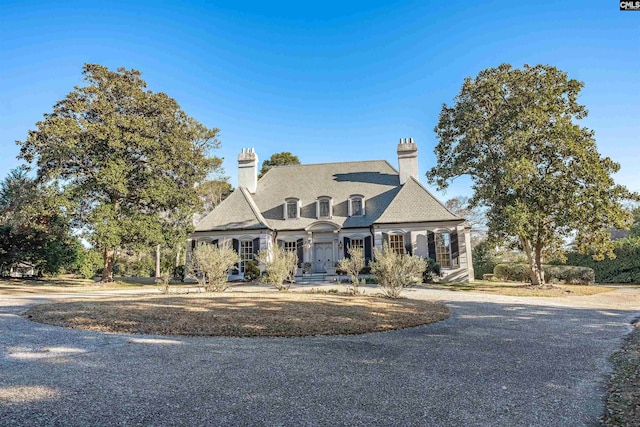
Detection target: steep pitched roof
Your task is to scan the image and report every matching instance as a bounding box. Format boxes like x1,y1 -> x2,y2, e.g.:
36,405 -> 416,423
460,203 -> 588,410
194,160 -> 463,232
251,160 -> 401,230
375,177 -> 462,224
194,187 -> 269,231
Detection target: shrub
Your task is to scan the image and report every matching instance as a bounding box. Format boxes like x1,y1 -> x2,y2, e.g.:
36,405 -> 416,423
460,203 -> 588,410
76,249 -> 103,280
243,260 -> 261,282
189,242 -> 239,292
370,243 -> 427,298
257,245 -> 297,291
472,240 -> 499,280
172,265 -> 185,282
423,258 -> 441,283
493,263 -> 594,285
337,247 -> 365,294
562,237 -> 640,283
156,271 -> 171,294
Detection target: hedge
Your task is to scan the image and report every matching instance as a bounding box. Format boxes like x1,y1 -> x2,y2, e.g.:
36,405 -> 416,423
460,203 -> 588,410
562,238 -> 640,284
493,263 -> 595,285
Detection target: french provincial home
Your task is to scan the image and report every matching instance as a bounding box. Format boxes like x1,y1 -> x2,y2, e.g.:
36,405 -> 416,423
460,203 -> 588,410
188,139 -> 474,282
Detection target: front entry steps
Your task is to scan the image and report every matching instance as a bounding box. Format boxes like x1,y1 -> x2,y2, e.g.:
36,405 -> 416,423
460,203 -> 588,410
295,272 -> 339,285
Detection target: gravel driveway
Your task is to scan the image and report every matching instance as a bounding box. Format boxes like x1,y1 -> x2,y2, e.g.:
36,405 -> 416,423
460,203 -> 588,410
1,286 -> 639,426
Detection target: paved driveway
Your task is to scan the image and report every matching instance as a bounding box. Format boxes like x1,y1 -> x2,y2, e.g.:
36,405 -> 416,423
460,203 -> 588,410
1,286 -> 639,426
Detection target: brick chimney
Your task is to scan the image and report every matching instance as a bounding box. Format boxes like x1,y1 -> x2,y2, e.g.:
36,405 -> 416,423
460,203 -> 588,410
397,137 -> 418,185
238,148 -> 258,194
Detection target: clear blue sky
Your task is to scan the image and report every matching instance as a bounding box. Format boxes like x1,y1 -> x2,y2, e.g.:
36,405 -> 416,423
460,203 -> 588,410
1,0 -> 638,200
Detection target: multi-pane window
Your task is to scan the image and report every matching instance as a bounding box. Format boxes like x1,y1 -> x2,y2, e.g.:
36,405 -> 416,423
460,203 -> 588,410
350,197 -> 364,216
389,234 -> 404,254
319,199 -> 331,218
350,239 -> 364,251
435,233 -> 451,268
240,240 -> 254,273
286,200 -> 298,219
285,241 -> 297,252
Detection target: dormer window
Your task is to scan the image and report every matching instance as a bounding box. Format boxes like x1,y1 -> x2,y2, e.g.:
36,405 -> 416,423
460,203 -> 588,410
285,198 -> 300,219
349,195 -> 365,217
316,196 -> 332,219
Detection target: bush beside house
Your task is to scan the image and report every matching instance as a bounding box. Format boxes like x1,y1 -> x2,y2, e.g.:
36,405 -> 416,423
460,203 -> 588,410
494,263 -> 595,285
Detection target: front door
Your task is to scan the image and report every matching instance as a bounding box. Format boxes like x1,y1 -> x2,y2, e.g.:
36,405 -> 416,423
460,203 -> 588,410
314,243 -> 333,273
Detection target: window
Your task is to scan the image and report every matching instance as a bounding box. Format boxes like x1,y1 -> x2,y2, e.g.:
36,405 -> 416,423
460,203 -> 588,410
240,240 -> 254,273
435,233 -> 451,268
389,234 -> 404,254
350,238 -> 364,251
286,199 -> 299,219
284,241 -> 297,252
349,195 -> 365,216
318,199 -> 331,218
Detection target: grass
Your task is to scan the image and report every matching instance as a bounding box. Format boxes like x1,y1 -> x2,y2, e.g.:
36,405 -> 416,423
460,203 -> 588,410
23,292 -> 450,337
603,320 -> 640,426
429,280 -> 616,297
0,276 -> 166,295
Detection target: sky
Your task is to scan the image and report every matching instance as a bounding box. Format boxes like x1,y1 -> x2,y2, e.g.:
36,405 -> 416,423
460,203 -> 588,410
1,0 -> 639,201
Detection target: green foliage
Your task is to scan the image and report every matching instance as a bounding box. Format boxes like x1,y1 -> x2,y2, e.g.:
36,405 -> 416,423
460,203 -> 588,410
337,247 -> 365,294
172,265 -> 186,282
0,168 -> 79,276
630,206 -> 640,238
243,260 -> 261,282
422,258 -> 441,283
428,64 -> 639,286
189,242 -> 239,292
197,177 -> 233,219
472,240 -> 499,279
370,243 -> 427,298
493,263 -> 594,285
258,152 -> 300,178
18,64 -> 220,281
75,248 -> 103,279
563,237 -> 640,283
256,245 -> 298,291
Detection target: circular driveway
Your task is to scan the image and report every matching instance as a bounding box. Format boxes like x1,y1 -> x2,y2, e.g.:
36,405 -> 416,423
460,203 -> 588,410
1,286 -> 639,426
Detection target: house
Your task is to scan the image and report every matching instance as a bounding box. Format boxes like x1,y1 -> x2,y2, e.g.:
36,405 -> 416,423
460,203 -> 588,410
188,138 -> 474,282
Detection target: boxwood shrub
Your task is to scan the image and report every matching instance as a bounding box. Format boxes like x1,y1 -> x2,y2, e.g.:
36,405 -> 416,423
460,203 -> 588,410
562,237 -> 640,283
493,263 -> 594,285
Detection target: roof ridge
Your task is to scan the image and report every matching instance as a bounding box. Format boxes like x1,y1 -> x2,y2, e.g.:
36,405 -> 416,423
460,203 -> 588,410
239,187 -> 271,229
268,159 -> 394,169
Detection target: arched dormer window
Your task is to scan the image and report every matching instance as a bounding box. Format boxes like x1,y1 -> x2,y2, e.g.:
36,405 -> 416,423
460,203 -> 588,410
316,196 -> 332,219
349,195 -> 365,217
284,198 -> 300,219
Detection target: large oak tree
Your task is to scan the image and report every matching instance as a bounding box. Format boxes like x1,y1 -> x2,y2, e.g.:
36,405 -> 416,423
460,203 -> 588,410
19,64 -> 219,281
427,64 -> 639,286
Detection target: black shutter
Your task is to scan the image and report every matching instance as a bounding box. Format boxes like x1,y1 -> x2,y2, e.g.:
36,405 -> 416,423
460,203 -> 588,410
404,232 -> 412,255
232,238 -> 239,274
253,238 -> 260,258
343,237 -> 351,258
296,238 -> 304,266
277,239 -> 284,248
451,231 -> 459,266
191,240 -> 196,250
364,236 -> 372,264
211,239 -> 219,248
427,231 -> 436,262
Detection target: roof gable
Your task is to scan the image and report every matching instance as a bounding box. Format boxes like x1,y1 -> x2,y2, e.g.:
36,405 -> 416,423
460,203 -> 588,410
194,187 -> 269,231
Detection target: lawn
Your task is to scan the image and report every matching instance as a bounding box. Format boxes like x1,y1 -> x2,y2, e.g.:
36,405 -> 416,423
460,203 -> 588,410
430,280 -> 616,297
0,276 -> 164,295
23,292 -> 450,337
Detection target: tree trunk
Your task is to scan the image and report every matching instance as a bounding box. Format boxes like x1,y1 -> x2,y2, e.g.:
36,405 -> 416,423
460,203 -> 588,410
101,247 -> 115,282
155,244 -> 161,278
520,237 -> 544,287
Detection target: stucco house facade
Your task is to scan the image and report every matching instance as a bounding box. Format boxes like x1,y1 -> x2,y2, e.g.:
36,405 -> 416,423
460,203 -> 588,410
188,139 -> 474,282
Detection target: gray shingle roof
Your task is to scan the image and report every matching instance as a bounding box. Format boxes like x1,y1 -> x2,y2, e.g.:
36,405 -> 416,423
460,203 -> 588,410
194,160 -> 462,232
375,177 -> 461,223
194,187 -> 269,231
